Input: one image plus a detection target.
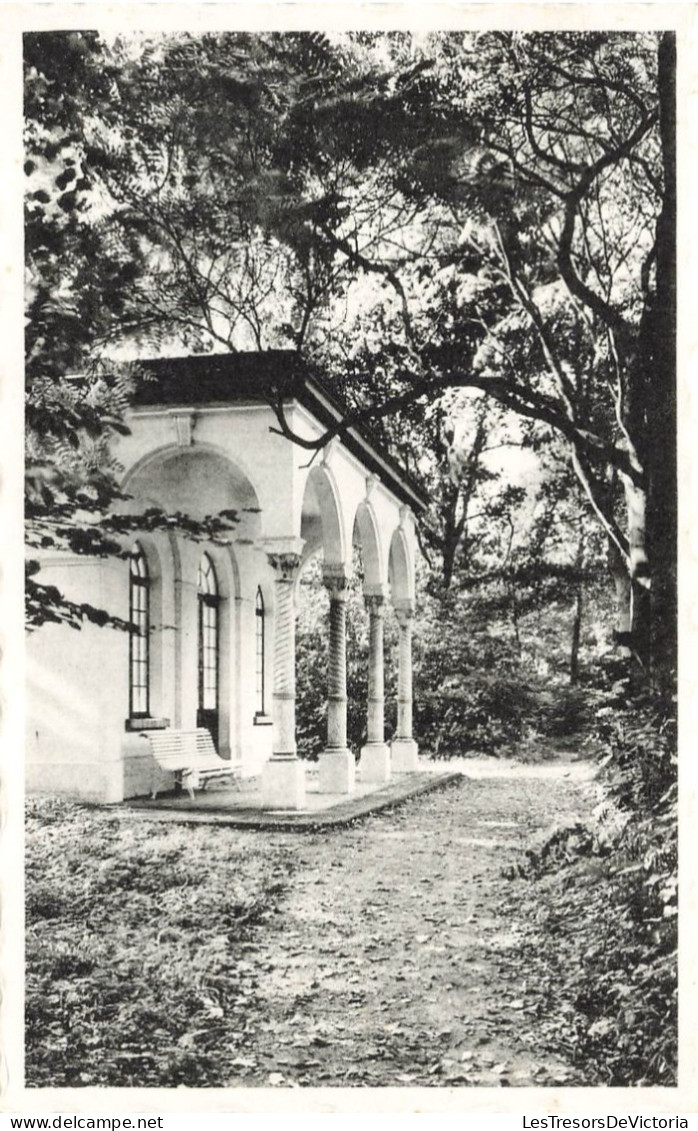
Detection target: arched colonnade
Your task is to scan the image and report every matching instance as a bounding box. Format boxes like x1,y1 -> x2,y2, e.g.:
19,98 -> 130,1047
118,407 -> 421,808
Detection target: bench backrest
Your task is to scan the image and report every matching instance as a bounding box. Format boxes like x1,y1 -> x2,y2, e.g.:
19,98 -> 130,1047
143,728 -> 219,769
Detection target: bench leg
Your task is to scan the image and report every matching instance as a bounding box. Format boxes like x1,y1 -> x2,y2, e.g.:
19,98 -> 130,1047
182,772 -> 196,801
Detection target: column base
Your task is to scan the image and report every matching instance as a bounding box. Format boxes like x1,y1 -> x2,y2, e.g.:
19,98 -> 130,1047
261,757 -> 307,810
390,737 -> 419,773
358,742 -> 391,784
318,749 -> 356,794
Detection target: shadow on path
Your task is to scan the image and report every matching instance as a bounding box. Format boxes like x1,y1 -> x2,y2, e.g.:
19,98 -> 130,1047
222,758 -> 598,1088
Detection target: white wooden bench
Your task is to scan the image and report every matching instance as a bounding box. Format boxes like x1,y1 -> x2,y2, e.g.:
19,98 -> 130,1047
140,728 -> 242,800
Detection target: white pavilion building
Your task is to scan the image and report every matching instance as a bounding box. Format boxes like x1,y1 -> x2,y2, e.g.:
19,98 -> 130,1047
26,352 -> 426,808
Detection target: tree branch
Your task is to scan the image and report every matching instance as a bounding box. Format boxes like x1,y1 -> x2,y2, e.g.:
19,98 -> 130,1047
523,82 -> 586,174
557,111 -> 658,334
317,224 -> 419,353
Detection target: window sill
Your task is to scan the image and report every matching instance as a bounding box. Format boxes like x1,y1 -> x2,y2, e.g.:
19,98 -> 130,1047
125,717 -> 170,732
253,714 -> 273,727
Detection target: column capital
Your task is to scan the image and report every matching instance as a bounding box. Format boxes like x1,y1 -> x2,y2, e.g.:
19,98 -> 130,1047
394,598 -> 415,626
268,552 -> 302,582
365,594 -> 386,617
363,583 -> 387,600
322,563 -> 350,601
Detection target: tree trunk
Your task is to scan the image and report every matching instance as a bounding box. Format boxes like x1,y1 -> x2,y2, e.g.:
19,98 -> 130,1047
509,581 -> 521,652
608,537 -> 632,656
645,31 -> 677,697
442,529 -> 457,589
439,480 -> 461,590
623,475 -> 651,672
570,587 -> 583,685
617,35 -> 675,691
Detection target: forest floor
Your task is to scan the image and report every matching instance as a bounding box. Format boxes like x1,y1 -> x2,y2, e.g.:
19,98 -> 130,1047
26,756 -> 602,1089
217,758 -> 598,1088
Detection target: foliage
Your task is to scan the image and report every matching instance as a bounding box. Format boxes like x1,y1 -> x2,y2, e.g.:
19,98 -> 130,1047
25,798 -> 294,1086
411,524 -> 616,757
25,29 -> 675,685
504,697 -> 677,1085
413,587 -> 535,756
24,33 -> 245,630
594,696 -> 677,817
25,34 -> 143,627
24,31 -> 140,381
298,30 -> 673,684
416,675 -> 536,758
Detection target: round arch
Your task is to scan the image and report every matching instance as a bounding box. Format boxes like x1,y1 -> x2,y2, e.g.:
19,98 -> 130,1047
121,442 -> 262,538
299,464 -> 347,568
388,526 -> 414,603
352,500 -> 384,590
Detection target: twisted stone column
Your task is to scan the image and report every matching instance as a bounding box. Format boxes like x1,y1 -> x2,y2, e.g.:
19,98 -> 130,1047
319,565 -> 355,794
396,605 -> 414,739
325,569 -> 348,750
359,593 -> 391,783
268,552 -> 301,757
261,551 -> 306,809
391,600 -> 419,772
366,595 -> 386,743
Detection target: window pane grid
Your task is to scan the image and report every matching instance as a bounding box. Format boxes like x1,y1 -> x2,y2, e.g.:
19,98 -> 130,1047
129,544 -> 149,718
198,554 -> 219,714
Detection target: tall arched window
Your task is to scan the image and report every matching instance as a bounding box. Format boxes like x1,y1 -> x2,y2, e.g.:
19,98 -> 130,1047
129,543 -> 150,717
255,586 -> 265,716
197,554 -> 219,744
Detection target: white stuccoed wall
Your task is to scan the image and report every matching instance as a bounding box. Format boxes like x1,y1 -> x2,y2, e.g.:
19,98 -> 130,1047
26,556 -> 130,802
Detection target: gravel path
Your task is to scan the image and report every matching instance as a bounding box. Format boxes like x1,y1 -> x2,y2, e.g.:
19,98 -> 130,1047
222,759 -> 597,1088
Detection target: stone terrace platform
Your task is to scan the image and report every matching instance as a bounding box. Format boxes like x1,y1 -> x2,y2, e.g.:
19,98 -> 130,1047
121,767 -> 463,831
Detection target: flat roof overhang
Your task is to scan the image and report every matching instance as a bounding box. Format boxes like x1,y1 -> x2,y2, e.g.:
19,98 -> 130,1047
131,351 -> 429,515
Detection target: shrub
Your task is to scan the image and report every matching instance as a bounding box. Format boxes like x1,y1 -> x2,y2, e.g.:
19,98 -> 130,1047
507,695 -> 677,1085
415,674 -> 539,757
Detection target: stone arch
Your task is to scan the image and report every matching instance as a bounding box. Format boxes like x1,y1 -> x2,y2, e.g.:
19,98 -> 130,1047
299,464 -> 347,568
388,525 -> 414,603
352,500 -> 384,591
122,442 -> 262,540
